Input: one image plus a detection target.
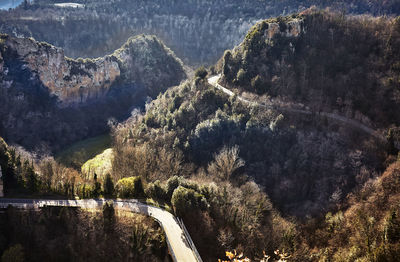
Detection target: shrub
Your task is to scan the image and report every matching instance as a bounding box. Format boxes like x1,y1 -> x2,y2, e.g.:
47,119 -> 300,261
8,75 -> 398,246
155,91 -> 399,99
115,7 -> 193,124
1,244 -> 24,262
115,176 -> 145,198
103,173 -> 114,197
165,175 -> 184,200
251,75 -> 264,94
77,184 -> 93,199
195,66 -> 208,79
235,68 -> 247,85
171,186 -> 208,216
145,180 -> 166,200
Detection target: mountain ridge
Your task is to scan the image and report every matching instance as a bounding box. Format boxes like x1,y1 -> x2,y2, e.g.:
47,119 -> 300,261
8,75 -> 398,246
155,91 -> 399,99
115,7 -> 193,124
0,33 -> 186,151
0,34 -> 186,105
219,10 -> 400,128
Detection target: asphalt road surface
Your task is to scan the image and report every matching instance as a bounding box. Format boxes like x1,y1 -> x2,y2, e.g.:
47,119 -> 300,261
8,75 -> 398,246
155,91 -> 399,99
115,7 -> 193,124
0,198 -> 200,262
208,75 -> 384,141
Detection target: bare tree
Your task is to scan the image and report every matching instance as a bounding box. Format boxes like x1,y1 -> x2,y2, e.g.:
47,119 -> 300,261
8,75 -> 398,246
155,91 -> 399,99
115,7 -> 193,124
208,145 -> 245,181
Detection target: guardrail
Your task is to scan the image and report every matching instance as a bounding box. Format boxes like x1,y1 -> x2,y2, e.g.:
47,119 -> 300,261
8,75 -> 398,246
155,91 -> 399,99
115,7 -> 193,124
151,216 -> 178,262
176,217 -> 203,262
0,199 -> 202,262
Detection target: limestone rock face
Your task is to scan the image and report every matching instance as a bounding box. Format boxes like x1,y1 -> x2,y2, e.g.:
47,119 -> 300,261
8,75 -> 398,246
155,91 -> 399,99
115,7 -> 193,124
1,35 -> 120,104
0,34 -> 185,105
0,34 -> 186,150
113,35 -> 186,96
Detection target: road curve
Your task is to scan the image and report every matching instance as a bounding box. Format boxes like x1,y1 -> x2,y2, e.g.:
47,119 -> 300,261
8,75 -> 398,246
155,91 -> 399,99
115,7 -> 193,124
208,75 -> 385,141
0,198 -> 200,262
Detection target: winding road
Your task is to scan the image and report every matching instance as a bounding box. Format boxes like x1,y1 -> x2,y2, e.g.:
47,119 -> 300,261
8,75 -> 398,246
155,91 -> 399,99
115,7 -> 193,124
0,198 -> 201,262
0,77 -> 384,262
208,75 -> 385,141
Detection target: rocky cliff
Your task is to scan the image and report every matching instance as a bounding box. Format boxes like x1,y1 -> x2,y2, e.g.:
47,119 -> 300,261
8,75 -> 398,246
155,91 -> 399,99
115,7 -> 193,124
0,34 -> 185,105
0,34 -> 186,151
2,0 -> 398,66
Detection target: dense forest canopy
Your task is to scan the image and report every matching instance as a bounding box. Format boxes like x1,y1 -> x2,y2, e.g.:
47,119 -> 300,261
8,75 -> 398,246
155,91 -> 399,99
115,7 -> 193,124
220,10 -> 400,127
1,0 -> 399,66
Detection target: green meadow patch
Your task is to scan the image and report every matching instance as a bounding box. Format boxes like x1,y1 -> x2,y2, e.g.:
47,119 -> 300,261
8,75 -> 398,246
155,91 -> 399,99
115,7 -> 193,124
55,134 -> 111,169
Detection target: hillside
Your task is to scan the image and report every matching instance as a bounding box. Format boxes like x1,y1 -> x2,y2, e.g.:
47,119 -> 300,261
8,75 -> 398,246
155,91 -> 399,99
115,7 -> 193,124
108,71 -> 385,260
1,5 -> 400,262
0,0 -> 399,66
219,10 -> 400,128
0,34 -> 185,105
125,69 -> 389,207
293,158 -> 400,261
0,206 -> 168,261
105,11 -> 400,260
0,34 -> 185,151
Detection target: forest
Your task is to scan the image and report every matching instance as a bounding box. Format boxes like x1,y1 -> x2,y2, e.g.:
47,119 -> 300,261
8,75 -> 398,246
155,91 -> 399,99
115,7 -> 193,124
2,0 -> 399,66
0,4 -> 400,262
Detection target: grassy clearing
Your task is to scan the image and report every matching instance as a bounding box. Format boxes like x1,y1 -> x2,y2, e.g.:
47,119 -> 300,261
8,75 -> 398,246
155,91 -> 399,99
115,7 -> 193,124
81,148 -> 113,181
55,134 -> 111,169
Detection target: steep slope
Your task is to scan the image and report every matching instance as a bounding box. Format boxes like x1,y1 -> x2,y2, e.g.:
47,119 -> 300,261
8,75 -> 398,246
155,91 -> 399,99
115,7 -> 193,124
0,34 -> 186,151
112,71 -> 385,217
0,34 -> 185,105
219,10 -> 400,128
294,159 -> 400,261
106,12 -> 399,260
1,0 -> 399,66
0,206 -> 168,262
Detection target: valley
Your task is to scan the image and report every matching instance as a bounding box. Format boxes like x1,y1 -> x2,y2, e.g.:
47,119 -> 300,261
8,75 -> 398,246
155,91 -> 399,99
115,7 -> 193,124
0,33 -> 186,152
0,1 -> 400,262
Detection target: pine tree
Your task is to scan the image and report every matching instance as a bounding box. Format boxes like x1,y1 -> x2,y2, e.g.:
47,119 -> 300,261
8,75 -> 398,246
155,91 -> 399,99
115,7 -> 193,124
103,201 -> 115,233
103,174 -> 114,197
26,164 -> 37,194
93,173 -> 101,198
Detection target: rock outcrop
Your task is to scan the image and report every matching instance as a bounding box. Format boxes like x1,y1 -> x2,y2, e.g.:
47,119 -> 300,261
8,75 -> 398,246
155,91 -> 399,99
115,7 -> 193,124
0,34 -> 186,151
0,34 -> 185,105
264,19 -> 303,39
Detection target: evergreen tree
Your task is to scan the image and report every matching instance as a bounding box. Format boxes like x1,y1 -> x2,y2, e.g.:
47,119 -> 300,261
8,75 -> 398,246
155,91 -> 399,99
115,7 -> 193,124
103,201 -> 115,233
385,210 -> 400,243
26,163 -> 37,194
103,174 -> 114,197
93,173 -> 101,198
